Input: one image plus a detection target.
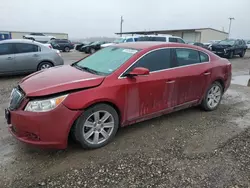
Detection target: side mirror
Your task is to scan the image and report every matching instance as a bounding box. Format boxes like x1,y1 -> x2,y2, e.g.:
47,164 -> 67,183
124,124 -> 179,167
126,67 -> 149,77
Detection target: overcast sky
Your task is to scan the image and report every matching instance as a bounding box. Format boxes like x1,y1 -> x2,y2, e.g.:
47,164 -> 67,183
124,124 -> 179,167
1,0 -> 249,39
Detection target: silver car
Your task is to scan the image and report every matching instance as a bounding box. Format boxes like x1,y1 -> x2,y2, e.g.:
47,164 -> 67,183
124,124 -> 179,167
0,39 -> 64,75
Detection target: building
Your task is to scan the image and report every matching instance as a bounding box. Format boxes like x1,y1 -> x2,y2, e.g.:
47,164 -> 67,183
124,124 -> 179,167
115,28 -> 228,43
0,30 -> 68,41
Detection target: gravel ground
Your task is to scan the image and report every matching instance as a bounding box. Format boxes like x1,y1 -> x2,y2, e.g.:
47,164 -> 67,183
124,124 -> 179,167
0,51 -> 250,188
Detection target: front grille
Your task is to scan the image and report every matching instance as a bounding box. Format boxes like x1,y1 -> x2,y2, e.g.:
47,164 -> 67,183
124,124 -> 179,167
9,87 -> 24,110
212,47 -> 225,52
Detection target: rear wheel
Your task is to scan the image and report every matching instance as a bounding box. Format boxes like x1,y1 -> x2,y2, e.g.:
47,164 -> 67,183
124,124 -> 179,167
201,82 -> 223,111
37,62 -> 53,71
73,104 -> 119,149
239,50 -> 246,58
64,46 -> 70,52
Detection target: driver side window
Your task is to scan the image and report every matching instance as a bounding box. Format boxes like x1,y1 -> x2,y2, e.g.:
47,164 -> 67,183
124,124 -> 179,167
124,49 -> 172,75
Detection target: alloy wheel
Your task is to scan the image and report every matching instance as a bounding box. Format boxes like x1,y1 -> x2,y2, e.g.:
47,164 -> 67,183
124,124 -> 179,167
40,64 -> 51,69
206,85 -> 222,109
83,110 -> 115,145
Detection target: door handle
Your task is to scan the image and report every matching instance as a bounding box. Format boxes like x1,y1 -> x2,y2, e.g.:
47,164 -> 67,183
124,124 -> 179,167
166,80 -> 175,84
6,57 -> 13,60
204,72 -> 211,75
33,54 -> 39,57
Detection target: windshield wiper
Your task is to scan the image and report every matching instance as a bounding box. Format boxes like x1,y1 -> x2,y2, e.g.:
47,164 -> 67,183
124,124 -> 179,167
81,67 -> 99,74
72,64 -> 100,75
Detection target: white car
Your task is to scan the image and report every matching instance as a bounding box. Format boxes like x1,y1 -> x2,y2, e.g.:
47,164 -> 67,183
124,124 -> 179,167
23,33 -> 56,42
101,35 -> 185,48
245,40 -> 250,49
101,36 -> 141,48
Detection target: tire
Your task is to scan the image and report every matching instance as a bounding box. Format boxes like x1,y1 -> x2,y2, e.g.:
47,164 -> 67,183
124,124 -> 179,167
201,82 -> 223,111
37,62 -> 53,71
64,46 -> 70,52
239,50 -> 246,58
73,104 -> 119,149
90,48 -> 96,54
228,51 -> 234,59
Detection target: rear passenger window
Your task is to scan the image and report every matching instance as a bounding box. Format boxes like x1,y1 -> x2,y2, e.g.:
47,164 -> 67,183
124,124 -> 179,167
126,38 -> 134,42
169,38 -> 177,42
175,48 -> 200,66
154,37 -> 166,42
200,52 -> 209,62
176,38 -> 185,43
126,49 -> 172,73
15,43 -> 39,53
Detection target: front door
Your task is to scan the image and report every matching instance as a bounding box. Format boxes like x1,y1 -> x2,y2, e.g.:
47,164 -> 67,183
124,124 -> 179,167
13,43 -> 40,72
120,48 -> 176,121
171,48 -> 212,105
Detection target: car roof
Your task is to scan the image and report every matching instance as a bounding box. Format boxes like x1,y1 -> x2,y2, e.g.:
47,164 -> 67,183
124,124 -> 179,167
0,39 -> 43,45
114,42 -> 196,50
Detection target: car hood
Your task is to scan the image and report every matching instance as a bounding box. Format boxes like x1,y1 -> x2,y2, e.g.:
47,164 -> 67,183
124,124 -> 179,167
19,65 -> 105,97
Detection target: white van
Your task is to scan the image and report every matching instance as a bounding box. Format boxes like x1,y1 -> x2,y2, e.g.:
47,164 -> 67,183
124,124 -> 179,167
137,35 -> 185,43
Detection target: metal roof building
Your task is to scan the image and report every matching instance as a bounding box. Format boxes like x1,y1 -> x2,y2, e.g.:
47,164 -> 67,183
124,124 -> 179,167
115,28 -> 228,43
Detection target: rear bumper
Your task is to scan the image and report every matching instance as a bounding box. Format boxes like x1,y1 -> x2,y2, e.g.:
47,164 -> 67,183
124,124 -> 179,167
8,104 -> 81,149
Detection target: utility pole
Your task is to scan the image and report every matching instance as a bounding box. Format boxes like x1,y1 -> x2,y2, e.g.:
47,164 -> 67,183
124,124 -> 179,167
228,17 -> 235,39
120,16 -> 124,37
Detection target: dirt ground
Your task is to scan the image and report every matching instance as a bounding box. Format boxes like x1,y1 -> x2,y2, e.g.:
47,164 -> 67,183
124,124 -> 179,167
0,51 -> 250,188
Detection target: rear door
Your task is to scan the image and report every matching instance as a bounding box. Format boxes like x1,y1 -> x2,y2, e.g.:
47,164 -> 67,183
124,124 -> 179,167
0,43 -> 16,74
121,48 -> 176,121
13,43 -> 41,72
170,48 -> 212,105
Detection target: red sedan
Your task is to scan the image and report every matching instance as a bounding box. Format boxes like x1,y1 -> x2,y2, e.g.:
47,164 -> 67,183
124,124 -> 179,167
5,42 -> 231,149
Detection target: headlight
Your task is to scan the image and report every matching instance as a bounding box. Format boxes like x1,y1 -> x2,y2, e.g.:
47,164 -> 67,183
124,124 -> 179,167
25,94 -> 68,112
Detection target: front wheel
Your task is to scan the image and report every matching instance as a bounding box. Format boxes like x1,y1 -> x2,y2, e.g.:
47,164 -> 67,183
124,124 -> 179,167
228,51 -> 234,59
201,82 -> 223,111
73,104 -> 119,149
90,48 -> 96,54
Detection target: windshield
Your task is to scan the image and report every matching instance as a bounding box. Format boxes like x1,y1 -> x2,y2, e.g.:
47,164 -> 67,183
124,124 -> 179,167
75,46 -> 139,75
218,40 -> 235,45
113,38 -> 126,43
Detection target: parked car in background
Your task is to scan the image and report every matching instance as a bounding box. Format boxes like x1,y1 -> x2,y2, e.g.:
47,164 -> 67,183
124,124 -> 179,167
245,40 -> 250,49
80,41 -> 107,53
137,35 -> 185,43
210,39 -> 247,58
101,35 -> 185,48
188,42 -> 209,49
101,36 -> 142,48
0,39 -> 64,75
48,39 -> 74,52
23,33 -> 56,42
75,42 -> 93,51
5,42 -> 231,150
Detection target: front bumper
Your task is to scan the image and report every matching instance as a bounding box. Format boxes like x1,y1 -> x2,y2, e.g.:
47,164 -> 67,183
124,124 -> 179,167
8,104 -> 81,149
212,50 -> 229,56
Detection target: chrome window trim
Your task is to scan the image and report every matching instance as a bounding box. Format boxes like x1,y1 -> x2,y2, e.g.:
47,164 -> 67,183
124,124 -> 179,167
118,47 -> 211,79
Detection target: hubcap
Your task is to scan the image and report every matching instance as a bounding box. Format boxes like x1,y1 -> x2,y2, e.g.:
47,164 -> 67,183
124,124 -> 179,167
40,64 -> 51,69
65,47 -> 69,52
83,111 -> 114,145
207,85 -> 221,108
